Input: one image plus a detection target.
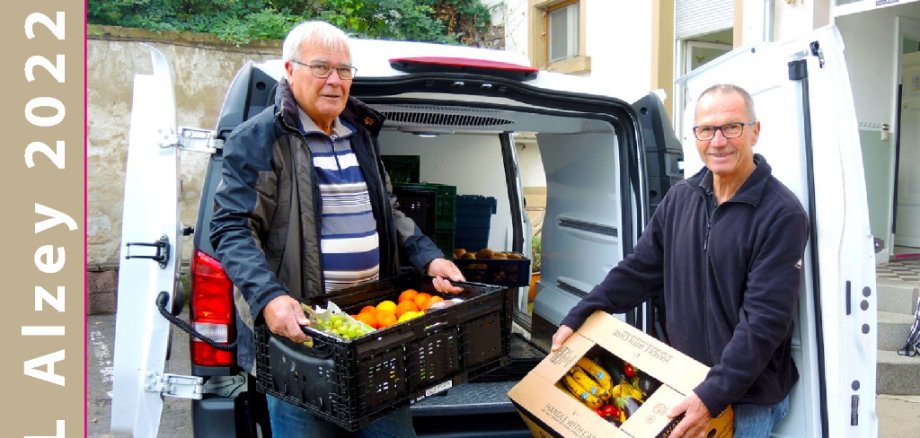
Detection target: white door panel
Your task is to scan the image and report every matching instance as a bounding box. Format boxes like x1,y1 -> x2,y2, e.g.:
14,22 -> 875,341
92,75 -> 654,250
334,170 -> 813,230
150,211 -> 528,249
110,47 -> 182,437
532,131 -> 624,325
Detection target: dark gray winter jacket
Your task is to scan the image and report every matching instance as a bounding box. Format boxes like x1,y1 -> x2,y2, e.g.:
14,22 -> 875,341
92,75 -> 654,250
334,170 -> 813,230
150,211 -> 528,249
210,78 -> 443,372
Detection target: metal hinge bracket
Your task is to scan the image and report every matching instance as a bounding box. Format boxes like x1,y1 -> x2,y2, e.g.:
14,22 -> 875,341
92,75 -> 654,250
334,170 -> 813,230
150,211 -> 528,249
145,372 -> 204,400
158,127 -> 223,153
201,375 -> 247,397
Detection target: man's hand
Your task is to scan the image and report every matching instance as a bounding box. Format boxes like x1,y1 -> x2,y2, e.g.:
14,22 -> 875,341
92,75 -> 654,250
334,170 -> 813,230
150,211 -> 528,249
426,257 -> 465,294
666,392 -> 712,438
550,325 -> 575,351
263,295 -> 311,343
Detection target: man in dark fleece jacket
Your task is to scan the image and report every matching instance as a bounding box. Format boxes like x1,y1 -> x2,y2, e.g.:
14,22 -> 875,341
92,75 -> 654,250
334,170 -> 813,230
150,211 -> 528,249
550,84 -> 809,438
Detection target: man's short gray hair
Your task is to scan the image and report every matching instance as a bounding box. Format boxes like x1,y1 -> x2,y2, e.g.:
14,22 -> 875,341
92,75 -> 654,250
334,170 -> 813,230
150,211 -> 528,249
696,83 -> 757,121
282,21 -> 351,63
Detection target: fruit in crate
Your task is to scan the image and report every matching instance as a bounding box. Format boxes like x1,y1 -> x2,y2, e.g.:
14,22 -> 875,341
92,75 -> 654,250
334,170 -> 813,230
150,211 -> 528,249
557,356 -> 655,424
395,300 -> 419,318
451,247 -> 527,260
398,289 -> 418,303
376,300 -> 397,314
300,303 -> 375,341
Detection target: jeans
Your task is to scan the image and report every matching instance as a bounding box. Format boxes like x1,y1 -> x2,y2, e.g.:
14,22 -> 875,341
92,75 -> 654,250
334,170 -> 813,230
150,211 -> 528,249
267,394 -> 417,438
732,395 -> 790,438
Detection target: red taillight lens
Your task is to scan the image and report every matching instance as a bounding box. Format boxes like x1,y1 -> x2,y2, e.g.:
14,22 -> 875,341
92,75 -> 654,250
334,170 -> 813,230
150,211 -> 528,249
190,249 -> 235,366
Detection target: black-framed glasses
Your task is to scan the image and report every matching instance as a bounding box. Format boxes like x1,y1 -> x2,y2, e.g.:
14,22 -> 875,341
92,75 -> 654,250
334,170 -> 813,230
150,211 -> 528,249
692,122 -> 755,141
291,60 -> 357,80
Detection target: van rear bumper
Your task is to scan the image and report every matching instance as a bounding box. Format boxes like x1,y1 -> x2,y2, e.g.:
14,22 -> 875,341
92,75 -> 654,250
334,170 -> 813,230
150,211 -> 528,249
191,396 -> 237,438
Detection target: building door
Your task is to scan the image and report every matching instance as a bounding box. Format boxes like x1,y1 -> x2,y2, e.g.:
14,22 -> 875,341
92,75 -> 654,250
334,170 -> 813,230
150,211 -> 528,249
896,50 -> 920,248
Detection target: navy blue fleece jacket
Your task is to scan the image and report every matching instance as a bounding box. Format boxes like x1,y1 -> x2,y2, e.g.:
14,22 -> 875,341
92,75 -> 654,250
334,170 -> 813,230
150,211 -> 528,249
560,154 -> 809,415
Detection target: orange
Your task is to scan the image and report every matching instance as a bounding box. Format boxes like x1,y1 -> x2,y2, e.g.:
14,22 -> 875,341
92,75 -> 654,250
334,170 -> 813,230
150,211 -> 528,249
359,305 -> 378,316
398,289 -> 418,303
423,296 -> 443,310
413,293 -> 432,310
376,311 -> 397,329
395,300 -> 419,318
376,300 -> 397,314
355,312 -> 378,329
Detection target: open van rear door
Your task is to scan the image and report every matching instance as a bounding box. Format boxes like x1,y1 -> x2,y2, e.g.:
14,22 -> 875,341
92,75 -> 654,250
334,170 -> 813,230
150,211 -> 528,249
110,47 -> 195,437
677,25 -> 877,437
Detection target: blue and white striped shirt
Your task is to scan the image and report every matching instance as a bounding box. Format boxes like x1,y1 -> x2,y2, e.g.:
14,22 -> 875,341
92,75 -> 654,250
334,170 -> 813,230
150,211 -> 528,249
299,110 -> 380,291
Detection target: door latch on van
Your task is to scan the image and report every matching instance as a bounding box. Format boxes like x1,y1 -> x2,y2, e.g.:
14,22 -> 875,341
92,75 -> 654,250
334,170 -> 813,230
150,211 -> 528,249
125,235 -> 170,268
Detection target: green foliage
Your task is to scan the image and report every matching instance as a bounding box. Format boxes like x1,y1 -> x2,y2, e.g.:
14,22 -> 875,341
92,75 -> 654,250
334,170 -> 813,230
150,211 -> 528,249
88,0 -> 494,46
531,235 -> 541,272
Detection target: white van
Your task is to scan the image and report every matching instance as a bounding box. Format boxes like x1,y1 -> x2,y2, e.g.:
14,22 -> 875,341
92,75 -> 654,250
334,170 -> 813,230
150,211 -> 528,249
110,25 -> 877,437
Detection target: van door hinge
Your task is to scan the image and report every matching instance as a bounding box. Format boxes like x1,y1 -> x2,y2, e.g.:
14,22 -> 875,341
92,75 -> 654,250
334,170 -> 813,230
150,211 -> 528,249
125,235 -> 171,268
201,375 -> 247,397
159,127 -> 222,153
145,372 -> 204,400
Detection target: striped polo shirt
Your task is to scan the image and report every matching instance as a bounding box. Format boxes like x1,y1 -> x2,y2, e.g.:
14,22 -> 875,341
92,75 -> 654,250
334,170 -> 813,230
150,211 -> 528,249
298,109 -> 380,292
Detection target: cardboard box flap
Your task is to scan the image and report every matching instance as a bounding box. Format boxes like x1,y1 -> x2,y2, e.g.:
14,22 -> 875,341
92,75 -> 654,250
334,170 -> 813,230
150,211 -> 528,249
524,330 -> 596,383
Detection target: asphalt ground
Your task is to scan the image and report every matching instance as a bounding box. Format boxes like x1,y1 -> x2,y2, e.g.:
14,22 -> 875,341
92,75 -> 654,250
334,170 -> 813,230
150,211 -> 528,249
87,311 -> 920,437
88,310 -> 192,438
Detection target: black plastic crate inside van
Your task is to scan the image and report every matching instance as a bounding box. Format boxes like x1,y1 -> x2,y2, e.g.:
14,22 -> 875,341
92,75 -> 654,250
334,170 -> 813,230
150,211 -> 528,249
454,258 -> 531,287
381,155 -> 420,184
254,274 -> 509,431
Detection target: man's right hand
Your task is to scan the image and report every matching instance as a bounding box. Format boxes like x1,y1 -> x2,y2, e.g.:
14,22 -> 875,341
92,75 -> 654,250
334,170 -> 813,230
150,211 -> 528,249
550,325 -> 575,351
263,295 -> 311,343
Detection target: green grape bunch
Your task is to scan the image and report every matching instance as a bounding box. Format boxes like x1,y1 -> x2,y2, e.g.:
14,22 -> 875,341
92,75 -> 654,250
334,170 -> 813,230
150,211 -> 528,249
300,303 -> 374,341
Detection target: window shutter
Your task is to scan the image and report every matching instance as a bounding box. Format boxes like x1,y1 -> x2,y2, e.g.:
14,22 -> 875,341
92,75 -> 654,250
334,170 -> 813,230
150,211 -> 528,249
676,0 -> 734,39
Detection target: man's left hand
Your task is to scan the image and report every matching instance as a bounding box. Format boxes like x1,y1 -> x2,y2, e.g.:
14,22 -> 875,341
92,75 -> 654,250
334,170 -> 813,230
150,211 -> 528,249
666,392 -> 712,438
426,258 -> 465,294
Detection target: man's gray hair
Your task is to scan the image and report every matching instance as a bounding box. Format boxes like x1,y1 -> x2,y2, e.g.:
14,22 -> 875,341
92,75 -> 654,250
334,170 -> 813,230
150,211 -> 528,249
696,84 -> 757,121
282,21 -> 351,63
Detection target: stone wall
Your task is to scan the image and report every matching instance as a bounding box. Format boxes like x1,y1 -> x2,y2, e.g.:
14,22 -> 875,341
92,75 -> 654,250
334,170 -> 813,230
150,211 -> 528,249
87,26 -> 280,313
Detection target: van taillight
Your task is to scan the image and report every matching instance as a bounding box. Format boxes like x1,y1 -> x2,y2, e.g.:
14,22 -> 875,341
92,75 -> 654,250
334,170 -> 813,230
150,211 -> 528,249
190,249 -> 235,366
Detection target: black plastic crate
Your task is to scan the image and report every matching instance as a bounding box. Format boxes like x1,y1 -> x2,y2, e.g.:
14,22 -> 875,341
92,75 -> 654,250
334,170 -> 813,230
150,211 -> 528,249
393,183 -> 456,257
394,183 -> 456,230
454,258 -> 531,287
254,274 -> 509,431
382,155 -> 420,184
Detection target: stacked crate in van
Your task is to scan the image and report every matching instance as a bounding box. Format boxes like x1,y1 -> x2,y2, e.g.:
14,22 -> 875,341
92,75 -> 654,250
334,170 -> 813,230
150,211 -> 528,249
392,182 -> 456,258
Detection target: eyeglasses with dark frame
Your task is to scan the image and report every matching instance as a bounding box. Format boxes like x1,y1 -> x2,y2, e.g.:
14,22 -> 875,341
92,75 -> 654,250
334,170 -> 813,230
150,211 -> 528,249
692,122 -> 756,141
291,60 -> 357,80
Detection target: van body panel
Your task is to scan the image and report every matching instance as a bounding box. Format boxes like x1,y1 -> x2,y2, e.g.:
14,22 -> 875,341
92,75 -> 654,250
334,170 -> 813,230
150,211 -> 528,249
678,25 -> 877,437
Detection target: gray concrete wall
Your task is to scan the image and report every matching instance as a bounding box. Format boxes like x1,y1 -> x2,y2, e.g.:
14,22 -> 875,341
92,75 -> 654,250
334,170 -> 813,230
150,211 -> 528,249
87,26 -> 280,313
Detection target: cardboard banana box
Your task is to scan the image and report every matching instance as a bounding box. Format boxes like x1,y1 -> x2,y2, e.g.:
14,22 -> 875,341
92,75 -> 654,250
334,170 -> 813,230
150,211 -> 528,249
508,311 -> 733,438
